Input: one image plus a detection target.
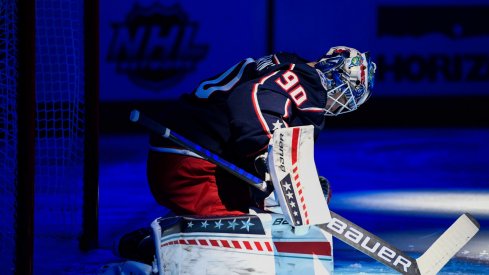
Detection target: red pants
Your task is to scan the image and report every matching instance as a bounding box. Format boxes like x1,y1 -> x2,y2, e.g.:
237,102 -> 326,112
147,151 -> 251,216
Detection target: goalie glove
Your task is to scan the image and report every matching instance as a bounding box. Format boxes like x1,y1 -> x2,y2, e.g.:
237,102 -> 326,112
319,176 -> 332,204
251,152 -> 273,208
254,152 -> 270,181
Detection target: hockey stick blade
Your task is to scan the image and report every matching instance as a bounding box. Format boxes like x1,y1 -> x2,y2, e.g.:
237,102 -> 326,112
416,213 -> 480,275
130,110 -> 480,274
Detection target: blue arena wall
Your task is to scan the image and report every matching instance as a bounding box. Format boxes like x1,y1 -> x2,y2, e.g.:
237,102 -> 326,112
100,0 -> 489,101
98,0 -> 489,131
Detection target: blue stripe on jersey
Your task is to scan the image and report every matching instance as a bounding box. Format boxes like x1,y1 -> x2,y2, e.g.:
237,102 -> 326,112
195,58 -> 255,98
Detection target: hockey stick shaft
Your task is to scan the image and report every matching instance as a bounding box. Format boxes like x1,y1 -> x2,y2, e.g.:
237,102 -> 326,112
130,109 -> 479,275
130,110 -> 269,193
319,212 -> 419,274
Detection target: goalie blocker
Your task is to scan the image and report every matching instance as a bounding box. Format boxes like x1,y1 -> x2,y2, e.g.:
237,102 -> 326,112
266,125 -> 331,226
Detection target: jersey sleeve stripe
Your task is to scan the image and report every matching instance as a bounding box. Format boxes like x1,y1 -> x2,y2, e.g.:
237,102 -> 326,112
251,71 -> 280,139
283,99 -> 291,119
273,54 -> 280,64
297,107 -> 326,113
195,58 -> 255,98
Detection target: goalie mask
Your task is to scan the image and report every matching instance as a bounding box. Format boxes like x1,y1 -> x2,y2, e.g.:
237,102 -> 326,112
315,46 -> 376,116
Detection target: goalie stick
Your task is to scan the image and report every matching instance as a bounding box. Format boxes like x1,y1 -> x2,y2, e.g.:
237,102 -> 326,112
129,110 -> 270,194
130,109 -> 480,275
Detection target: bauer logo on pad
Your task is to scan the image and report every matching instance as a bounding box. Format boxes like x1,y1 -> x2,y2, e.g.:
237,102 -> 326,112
267,126 -> 331,226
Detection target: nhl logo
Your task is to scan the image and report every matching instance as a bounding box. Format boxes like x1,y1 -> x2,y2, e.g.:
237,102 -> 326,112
107,3 -> 208,91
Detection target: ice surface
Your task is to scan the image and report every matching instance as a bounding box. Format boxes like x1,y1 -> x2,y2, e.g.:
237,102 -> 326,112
33,129 -> 489,274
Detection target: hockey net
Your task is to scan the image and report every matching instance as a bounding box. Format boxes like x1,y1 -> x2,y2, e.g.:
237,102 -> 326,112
0,1 -> 18,273
0,1 -> 96,274
34,0 -> 86,238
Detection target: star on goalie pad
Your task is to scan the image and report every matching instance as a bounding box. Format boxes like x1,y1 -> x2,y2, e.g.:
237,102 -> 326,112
214,220 -> 224,229
279,174 -> 303,225
182,216 -> 265,235
227,219 -> 238,230
240,218 -> 255,231
282,182 -> 292,191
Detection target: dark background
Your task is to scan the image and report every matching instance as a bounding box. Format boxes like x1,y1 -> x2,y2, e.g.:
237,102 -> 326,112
99,1 -> 489,132
2,1 -> 488,273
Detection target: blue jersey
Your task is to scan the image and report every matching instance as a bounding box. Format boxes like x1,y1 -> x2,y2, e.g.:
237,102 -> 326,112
151,53 -> 328,168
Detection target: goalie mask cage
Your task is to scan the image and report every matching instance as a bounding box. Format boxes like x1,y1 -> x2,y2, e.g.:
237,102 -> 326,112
0,0 -> 99,274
